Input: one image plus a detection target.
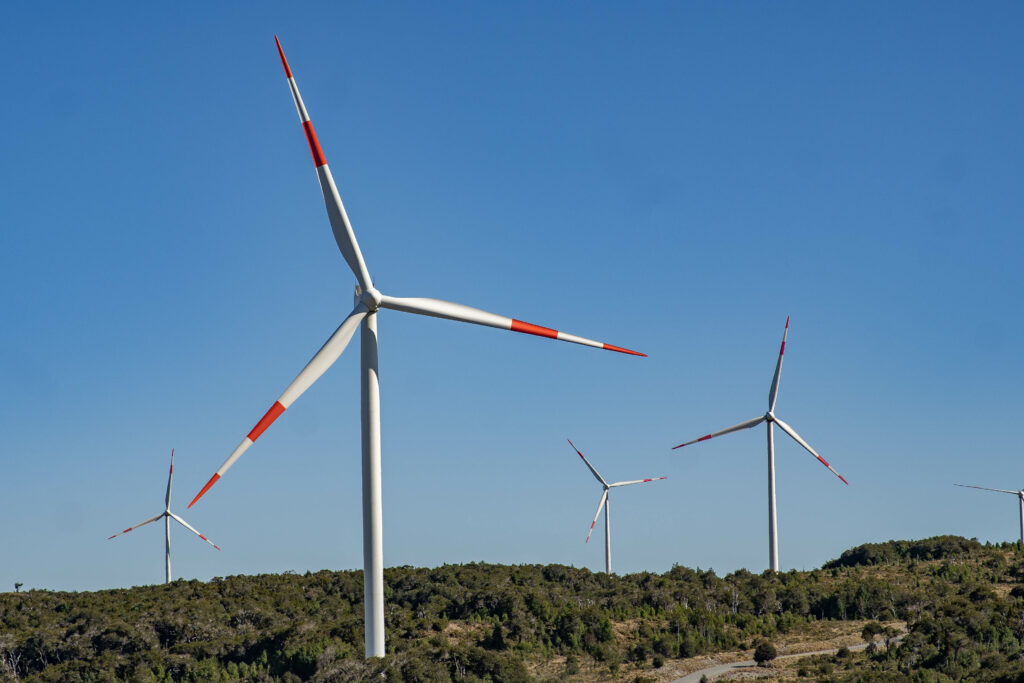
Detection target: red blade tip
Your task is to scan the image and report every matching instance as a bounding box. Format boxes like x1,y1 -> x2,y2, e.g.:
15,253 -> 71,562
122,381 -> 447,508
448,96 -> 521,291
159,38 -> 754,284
188,473 -> 221,508
274,36 -> 292,78
602,343 -> 646,357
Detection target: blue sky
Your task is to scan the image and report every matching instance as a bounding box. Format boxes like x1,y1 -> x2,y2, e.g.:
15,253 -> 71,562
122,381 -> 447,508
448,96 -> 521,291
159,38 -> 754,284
3,2 -> 1023,591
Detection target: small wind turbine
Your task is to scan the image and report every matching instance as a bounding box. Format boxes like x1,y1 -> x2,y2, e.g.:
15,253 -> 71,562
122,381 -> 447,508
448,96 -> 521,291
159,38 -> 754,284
955,484 -> 1024,544
187,37 -> 644,658
107,450 -> 219,583
568,440 -> 665,574
671,318 -> 848,571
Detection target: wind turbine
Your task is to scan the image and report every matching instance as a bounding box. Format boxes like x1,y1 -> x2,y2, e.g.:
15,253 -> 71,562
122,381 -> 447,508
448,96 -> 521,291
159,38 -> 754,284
568,440 -> 665,574
107,449 -> 220,584
187,37 -> 644,658
955,484 -> 1024,544
671,317 -> 847,571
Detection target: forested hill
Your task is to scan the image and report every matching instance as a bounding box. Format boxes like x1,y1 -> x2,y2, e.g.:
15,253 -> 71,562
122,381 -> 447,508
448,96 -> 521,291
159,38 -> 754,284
3,535 -> 1024,682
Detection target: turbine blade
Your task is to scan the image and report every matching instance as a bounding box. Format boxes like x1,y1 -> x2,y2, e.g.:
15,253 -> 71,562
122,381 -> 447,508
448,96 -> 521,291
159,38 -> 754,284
585,490 -> 609,544
274,36 -> 372,290
610,477 -> 667,487
107,513 -> 164,540
568,439 -> 607,485
188,303 -> 369,508
378,295 -> 644,356
954,484 -> 1019,495
672,416 -> 765,449
768,316 -> 789,412
165,448 -> 174,509
773,417 -> 848,485
168,512 -> 221,550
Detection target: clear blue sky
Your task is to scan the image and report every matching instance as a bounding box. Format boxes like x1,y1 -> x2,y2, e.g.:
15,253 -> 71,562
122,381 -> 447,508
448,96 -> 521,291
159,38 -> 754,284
3,2 -> 1023,591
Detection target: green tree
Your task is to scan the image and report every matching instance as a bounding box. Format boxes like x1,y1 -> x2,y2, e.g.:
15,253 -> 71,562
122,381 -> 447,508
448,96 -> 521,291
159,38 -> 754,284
753,640 -> 777,666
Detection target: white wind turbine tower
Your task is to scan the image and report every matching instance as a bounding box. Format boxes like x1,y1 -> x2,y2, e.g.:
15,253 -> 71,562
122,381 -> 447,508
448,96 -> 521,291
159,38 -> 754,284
188,37 -> 644,658
671,317 -> 847,572
568,440 -> 665,574
107,449 -> 220,584
955,484 -> 1024,544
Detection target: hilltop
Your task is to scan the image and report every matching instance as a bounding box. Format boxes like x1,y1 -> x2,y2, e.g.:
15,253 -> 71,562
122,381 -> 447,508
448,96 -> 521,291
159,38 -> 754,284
2,536 -> 1023,682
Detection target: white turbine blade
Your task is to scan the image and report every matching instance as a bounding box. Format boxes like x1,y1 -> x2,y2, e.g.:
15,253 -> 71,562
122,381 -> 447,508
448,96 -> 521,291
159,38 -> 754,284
107,513 -> 164,540
768,316 -> 789,412
585,490 -> 609,544
672,416 -> 765,449
954,484 -> 1020,495
168,512 -> 221,550
377,295 -> 645,356
568,439 -> 607,485
773,417 -> 849,485
275,37 -> 372,290
165,448 -> 174,509
610,476 -> 667,487
188,303 -> 369,508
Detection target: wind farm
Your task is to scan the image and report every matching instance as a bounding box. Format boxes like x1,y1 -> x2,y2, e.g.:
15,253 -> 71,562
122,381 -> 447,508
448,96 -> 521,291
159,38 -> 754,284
4,4 -> 1024,681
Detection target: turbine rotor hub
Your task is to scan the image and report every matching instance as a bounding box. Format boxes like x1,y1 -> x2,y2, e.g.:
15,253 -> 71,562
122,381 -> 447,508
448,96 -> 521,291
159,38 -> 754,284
358,286 -> 383,312
765,411 -> 774,422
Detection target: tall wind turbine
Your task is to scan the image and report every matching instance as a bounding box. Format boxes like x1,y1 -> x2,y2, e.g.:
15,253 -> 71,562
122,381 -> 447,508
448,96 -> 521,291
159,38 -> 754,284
955,484 -> 1024,544
188,37 -> 644,658
107,450 -> 220,583
671,318 -> 847,571
568,440 -> 665,574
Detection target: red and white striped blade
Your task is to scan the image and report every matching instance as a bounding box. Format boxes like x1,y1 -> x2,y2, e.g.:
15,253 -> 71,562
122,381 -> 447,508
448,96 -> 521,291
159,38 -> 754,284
954,484 -> 1019,495
165,448 -> 174,509
768,316 -> 789,413
773,417 -> 848,485
378,295 -> 645,356
609,476 -> 667,487
568,439 -> 607,486
107,512 -> 164,540
274,36 -> 372,290
672,415 -> 765,449
188,303 -> 369,508
168,512 -> 221,551
585,489 -> 609,544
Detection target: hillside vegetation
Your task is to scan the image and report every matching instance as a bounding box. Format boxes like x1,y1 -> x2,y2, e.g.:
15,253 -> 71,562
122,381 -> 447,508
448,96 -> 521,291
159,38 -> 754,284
2,536 -> 1024,682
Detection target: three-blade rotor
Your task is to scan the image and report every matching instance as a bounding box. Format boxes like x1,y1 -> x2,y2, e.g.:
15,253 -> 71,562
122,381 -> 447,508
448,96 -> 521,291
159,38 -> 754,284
671,318 -> 848,485
570,440 -> 665,543
188,39 -> 645,510
109,450 -> 220,549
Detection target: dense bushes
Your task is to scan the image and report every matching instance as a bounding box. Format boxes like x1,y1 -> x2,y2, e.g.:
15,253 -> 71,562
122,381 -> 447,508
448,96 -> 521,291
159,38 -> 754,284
823,535 -> 986,569
2,537 -> 1024,681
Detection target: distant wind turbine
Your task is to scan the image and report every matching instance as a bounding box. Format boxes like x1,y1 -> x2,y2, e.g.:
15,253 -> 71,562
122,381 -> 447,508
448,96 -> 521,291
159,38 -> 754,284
568,440 -> 665,574
107,450 -> 219,583
671,318 -> 848,571
955,484 -> 1024,544
187,37 -> 644,658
